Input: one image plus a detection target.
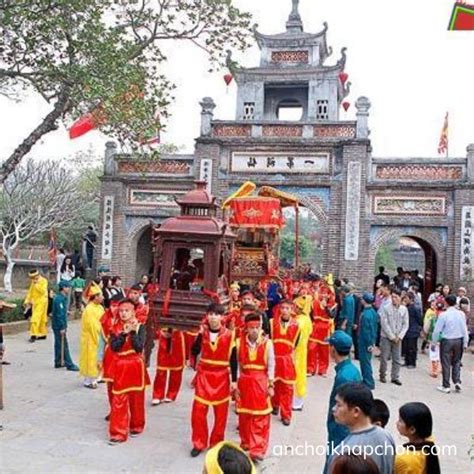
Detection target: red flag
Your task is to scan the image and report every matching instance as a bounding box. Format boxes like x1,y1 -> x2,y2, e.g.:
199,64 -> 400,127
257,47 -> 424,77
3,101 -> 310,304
69,113 -> 97,139
438,112 -> 449,156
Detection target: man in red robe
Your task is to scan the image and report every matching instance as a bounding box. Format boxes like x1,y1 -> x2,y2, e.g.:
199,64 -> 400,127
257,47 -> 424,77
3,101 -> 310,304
230,303 -> 256,337
98,296 -> 121,420
270,300 -> 300,426
108,299 -> 150,445
235,313 -> 275,462
190,303 -> 236,457
152,328 -> 185,405
127,284 -> 149,323
307,293 -> 334,377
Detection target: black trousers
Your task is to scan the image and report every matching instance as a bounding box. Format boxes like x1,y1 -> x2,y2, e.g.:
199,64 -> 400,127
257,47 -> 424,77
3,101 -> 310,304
440,338 -> 464,388
403,337 -> 418,366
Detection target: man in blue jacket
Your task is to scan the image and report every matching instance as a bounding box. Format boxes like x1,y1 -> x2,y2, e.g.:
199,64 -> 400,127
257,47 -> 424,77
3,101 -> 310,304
51,281 -> 79,371
358,293 -> 378,389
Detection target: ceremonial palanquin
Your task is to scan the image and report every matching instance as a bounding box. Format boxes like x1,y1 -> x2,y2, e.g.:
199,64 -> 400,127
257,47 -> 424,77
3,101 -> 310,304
223,182 -> 298,284
151,181 -> 236,330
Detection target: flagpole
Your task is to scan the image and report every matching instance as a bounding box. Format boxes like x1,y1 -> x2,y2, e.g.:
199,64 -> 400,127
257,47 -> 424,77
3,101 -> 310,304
446,112 -> 449,159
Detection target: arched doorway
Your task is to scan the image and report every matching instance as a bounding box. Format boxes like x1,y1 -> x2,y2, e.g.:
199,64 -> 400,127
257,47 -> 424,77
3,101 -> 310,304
135,225 -> 154,282
280,206 -> 323,273
372,231 -> 441,304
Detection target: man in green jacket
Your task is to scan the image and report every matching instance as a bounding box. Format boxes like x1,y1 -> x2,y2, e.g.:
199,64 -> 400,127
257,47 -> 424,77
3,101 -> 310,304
325,330 -> 361,473
51,281 -> 78,371
358,293 -> 378,389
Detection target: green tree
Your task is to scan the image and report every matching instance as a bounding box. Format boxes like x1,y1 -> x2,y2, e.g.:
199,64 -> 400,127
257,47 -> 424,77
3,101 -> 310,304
0,159 -> 94,291
280,234 -> 313,264
0,0 -> 253,181
375,244 -> 396,275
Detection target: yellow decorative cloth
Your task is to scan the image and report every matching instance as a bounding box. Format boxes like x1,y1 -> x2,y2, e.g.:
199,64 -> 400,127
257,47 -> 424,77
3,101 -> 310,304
204,441 -> 256,474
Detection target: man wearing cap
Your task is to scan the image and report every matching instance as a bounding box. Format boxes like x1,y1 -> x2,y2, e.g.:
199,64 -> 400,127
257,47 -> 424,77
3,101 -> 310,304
51,281 -> 79,371
24,269 -> 49,342
79,283 -> 105,388
357,293 -> 378,389
97,265 -> 110,279
235,313 -> 275,462
326,330 -> 362,454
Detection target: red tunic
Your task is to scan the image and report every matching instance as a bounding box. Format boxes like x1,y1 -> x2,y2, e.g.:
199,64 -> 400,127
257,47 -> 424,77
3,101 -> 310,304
193,328 -> 234,406
310,301 -> 333,344
157,330 -> 185,371
135,303 -> 149,324
271,318 -> 299,384
110,322 -> 150,395
100,306 -> 118,382
236,335 -> 272,415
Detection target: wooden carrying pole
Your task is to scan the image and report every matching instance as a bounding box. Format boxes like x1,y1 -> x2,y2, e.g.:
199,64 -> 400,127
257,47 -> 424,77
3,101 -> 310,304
294,203 -> 300,270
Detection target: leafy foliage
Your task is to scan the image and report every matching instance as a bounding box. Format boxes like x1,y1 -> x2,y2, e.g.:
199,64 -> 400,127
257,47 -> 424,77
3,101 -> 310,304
0,0 -> 253,179
280,234 -> 314,265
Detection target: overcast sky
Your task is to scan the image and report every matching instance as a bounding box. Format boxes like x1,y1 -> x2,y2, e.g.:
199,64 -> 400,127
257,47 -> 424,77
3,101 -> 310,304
0,0 -> 472,163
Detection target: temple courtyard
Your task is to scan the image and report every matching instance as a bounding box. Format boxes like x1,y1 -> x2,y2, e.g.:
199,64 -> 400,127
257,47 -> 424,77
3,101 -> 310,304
1,322 -> 472,473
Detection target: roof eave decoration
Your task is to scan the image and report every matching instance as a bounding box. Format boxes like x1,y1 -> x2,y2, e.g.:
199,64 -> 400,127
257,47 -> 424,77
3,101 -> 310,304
319,22 -> 330,64
253,21 -> 330,48
339,81 -> 352,102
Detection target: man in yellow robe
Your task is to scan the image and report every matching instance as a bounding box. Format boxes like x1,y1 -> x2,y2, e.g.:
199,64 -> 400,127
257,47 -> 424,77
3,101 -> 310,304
292,293 -> 313,411
24,270 -> 49,342
79,283 -> 104,388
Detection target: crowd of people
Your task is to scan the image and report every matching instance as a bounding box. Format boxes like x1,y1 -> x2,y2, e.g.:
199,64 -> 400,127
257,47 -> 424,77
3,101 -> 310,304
17,263 -> 472,473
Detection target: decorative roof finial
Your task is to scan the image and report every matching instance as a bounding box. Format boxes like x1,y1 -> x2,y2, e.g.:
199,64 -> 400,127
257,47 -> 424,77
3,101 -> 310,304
286,0 -> 303,33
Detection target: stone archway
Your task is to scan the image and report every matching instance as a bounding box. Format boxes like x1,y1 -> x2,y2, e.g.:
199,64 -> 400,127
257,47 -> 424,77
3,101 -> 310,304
126,219 -> 154,285
279,193 -> 328,273
369,227 -> 446,300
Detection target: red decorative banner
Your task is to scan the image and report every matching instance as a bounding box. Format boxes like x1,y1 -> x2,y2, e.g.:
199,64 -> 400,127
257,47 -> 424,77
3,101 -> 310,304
229,197 -> 284,229
448,2 -> 474,30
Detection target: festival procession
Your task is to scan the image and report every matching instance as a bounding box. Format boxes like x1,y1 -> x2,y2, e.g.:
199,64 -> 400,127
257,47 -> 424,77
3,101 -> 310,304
0,1 -> 473,474
2,179 -> 471,474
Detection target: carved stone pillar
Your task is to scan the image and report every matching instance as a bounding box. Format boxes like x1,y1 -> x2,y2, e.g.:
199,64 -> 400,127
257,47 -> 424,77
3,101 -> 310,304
355,96 -> 371,139
104,141 -> 117,176
467,144 -> 474,181
200,97 -> 216,136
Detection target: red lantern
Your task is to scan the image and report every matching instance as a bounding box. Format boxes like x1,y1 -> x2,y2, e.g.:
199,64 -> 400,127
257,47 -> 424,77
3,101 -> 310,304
342,101 -> 350,112
224,74 -> 233,86
339,72 -> 349,85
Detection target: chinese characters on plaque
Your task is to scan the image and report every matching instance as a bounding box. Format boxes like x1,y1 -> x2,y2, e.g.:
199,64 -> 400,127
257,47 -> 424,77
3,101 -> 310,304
101,196 -> 114,260
344,162 -> 361,261
460,206 -> 474,280
231,152 -> 330,174
199,159 -> 213,192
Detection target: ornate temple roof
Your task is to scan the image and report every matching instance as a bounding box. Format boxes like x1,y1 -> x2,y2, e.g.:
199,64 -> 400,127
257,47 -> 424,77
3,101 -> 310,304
252,0 -> 331,64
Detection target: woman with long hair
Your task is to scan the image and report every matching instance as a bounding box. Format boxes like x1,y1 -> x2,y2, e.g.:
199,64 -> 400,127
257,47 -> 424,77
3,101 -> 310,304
60,256 -> 75,282
395,402 -> 441,474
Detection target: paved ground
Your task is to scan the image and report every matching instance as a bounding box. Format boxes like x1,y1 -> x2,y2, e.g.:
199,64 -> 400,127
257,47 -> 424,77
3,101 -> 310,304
1,321 -> 473,473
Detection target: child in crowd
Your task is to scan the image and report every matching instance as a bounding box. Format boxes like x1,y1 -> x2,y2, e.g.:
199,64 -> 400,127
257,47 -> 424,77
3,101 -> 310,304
395,402 -> 440,474
71,271 -> 86,310
370,398 -> 390,428
424,301 -> 444,378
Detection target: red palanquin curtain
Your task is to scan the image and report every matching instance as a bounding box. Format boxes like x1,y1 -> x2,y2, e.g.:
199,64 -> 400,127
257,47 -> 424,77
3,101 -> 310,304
229,197 -> 284,229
